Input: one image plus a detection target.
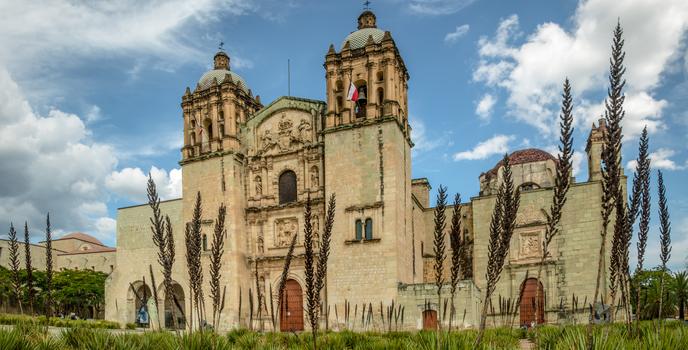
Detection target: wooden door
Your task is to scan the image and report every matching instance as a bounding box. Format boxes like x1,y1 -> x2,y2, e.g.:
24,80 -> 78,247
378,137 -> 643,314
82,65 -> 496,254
519,278 -> 545,326
422,310 -> 437,330
280,279 -> 304,332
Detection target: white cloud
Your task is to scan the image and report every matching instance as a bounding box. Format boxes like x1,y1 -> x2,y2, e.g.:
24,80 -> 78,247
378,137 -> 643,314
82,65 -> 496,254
453,135 -> 515,161
0,68 -> 118,241
475,94 -> 497,121
410,116 -> 452,156
84,105 -> 102,123
627,148 -> 686,171
408,0 -> 476,15
444,24 -> 470,44
473,0 -> 688,138
106,166 -> 182,203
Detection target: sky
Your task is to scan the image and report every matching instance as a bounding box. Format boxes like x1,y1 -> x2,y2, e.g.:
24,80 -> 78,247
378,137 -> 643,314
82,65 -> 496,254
0,0 -> 686,270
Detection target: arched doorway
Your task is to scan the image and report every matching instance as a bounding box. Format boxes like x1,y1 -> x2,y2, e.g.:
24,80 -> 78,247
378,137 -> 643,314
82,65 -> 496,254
130,283 -> 152,327
422,309 -> 438,330
280,279 -> 304,332
164,283 -> 186,329
519,278 -> 545,326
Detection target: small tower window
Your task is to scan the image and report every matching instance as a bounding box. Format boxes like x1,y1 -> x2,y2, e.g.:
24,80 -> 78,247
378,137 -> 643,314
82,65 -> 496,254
278,170 -> 297,204
365,218 -> 373,240
219,123 -> 225,137
202,234 -> 208,251
355,220 -> 363,240
219,111 -> 225,121
377,71 -> 384,82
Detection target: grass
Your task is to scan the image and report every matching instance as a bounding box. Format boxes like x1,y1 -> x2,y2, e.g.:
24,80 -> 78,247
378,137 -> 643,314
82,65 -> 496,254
533,321 -> 688,350
0,318 -> 683,349
0,313 -> 120,329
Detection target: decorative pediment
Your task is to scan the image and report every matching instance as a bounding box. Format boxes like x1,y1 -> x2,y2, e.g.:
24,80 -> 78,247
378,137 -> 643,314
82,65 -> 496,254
257,112 -> 313,156
516,204 -> 546,226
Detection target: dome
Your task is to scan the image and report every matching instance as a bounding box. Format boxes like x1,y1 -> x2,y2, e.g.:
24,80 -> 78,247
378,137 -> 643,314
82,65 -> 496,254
60,232 -> 104,246
342,27 -> 386,50
485,148 -> 556,177
198,69 -> 249,92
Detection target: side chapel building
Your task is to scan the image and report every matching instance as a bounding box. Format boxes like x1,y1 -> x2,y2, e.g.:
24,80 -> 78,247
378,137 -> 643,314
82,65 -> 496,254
104,10 -> 614,330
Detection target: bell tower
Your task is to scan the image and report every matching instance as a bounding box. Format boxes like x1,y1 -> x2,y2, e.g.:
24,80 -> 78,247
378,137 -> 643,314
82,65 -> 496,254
323,10 -> 417,309
324,10 -> 410,135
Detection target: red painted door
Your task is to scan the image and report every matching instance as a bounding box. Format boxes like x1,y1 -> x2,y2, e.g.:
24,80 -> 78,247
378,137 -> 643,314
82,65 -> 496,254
520,278 -> 545,326
423,310 -> 437,330
280,279 -> 304,332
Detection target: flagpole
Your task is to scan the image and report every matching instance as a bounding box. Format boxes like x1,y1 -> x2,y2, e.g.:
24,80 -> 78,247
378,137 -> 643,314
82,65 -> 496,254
288,59 -> 291,97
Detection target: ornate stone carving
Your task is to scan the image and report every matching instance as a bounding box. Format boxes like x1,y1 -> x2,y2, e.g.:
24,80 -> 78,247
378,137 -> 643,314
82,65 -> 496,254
257,236 -> 264,254
258,114 -> 312,155
275,217 -> 298,247
516,205 -> 546,226
519,232 -> 541,259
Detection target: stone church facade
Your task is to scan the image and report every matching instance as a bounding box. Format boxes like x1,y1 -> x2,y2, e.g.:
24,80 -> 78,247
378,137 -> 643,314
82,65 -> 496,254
104,10 -> 613,331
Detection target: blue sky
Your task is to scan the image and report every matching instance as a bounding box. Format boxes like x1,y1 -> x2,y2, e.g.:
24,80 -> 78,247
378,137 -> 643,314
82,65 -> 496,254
0,0 -> 686,270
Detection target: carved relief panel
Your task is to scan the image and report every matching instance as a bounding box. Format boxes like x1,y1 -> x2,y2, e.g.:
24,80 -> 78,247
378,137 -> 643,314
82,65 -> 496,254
519,231 -> 542,260
256,111 -> 314,156
274,217 -> 298,247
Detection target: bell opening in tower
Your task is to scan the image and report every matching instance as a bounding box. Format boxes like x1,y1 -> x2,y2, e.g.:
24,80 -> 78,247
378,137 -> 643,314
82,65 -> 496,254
355,84 -> 368,119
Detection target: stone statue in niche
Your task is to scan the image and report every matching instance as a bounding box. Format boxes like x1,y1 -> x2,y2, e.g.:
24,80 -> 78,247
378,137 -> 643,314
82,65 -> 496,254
255,176 -> 262,196
256,236 -> 264,254
275,218 -> 298,247
520,233 -> 541,258
310,166 -> 319,188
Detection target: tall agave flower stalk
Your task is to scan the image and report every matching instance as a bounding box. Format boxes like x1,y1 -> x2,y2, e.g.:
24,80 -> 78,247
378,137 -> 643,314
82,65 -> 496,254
303,193 -> 336,350
147,177 -> 179,331
24,222 -> 34,314
535,78 -> 574,326
254,258 -> 264,331
657,170 -> 671,328
634,128 -> 651,334
475,155 -> 520,347
448,193 -> 463,331
8,223 -> 22,314
210,203 -> 227,331
432,185 -> 448,344
185,192 -> 205,331
589,21 -> 627,348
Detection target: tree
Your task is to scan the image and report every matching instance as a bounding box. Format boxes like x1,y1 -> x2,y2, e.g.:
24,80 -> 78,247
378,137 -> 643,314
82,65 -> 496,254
536,78 -> 574,326
590,21 -> 627,345
673,271 -> 687,321
23,222 -> 34,314
7,223 -> 22,314
657,170 -> 672,323
44,213 -> 54,318
52,269 -> 108,318
475,155 -> 520,346
631,269 -> 675,320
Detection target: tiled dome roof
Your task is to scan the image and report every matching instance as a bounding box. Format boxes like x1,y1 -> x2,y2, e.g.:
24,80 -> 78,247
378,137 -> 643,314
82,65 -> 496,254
198,69 -> 249,92
485,148 -> 556,177
60,232 -> 104,246
342,27 -> 386,50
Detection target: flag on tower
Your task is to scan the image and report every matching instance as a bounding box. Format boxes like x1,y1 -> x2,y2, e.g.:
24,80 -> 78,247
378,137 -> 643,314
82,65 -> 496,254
346,82 -> 359,102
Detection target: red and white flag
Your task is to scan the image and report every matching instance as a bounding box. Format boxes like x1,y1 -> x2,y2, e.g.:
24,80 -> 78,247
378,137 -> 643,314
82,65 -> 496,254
346,82 -> 359,102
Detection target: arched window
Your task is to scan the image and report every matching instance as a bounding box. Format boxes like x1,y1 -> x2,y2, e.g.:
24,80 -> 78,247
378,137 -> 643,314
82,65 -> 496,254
365,218 -> 373,240
279,170 -> 297,204
519,182 -> 541,192
355,220 -> 363,240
